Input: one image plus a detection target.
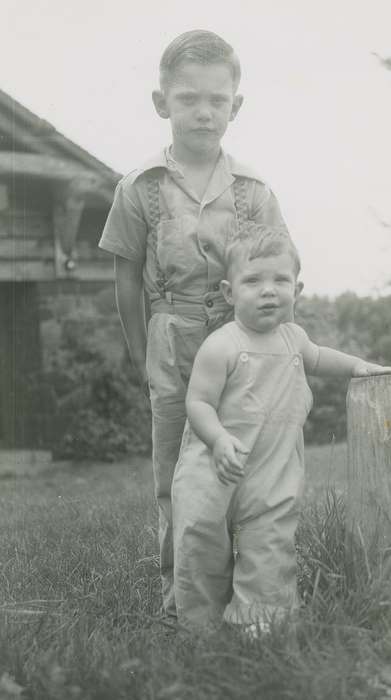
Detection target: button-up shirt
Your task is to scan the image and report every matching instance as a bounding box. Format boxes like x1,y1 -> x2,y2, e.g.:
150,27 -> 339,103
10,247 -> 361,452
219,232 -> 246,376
98,147 -> 288,301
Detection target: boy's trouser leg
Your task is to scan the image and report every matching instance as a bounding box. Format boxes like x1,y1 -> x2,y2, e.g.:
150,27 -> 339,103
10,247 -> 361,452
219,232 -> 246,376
151,396 -> 186,618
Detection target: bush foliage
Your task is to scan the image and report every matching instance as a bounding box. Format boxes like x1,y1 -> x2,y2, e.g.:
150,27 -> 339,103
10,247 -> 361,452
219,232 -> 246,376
296,293 -> 391,444
40,290 -> 151,461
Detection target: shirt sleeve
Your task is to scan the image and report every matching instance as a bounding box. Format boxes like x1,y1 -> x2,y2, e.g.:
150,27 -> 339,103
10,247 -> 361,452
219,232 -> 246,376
289,323 -> 320,374
98,178 -> 147,262
250,180 -> 288,230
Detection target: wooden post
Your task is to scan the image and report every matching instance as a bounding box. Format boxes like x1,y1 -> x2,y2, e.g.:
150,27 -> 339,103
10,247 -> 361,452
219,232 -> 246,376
346,375 -> 391,549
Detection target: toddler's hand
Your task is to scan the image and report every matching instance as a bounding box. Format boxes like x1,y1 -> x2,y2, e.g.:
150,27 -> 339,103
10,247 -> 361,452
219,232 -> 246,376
212,432 -> 249,486
353,362 -> 391,377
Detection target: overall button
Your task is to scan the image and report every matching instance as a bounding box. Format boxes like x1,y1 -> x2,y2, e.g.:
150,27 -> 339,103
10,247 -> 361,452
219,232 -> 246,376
240,352 -> 249,363
293,357 -> 300,367
205,299 -> 214,308
203,244 -> 210,252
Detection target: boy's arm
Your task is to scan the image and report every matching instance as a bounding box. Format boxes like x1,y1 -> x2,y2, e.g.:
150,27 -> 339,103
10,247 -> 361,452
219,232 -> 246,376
186,334 -> 249,484
115,255 -> 149,395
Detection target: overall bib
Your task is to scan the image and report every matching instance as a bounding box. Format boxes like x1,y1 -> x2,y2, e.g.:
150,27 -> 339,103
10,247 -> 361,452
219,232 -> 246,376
172,321 -> 313,627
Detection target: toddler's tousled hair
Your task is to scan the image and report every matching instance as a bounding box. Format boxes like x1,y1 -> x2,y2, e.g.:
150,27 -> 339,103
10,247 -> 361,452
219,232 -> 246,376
159,30 -> 241,91
225,225 -> 301,279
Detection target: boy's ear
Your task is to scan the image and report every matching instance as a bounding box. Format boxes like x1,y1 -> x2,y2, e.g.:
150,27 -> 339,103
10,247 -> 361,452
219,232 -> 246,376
295,281 -> 304,300
220,279 -> 234,305
229,94 -> 244,122
152,90 -> 170,119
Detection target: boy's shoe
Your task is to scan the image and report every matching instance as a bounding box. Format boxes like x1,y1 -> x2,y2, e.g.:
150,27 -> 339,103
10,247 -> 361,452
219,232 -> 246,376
148,612 -> 179,634
157,613 -> 179,632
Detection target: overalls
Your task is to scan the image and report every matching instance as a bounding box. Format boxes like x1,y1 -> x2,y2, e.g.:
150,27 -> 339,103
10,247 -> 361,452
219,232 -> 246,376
172,321 -> 313,627
146,177 -> 250,617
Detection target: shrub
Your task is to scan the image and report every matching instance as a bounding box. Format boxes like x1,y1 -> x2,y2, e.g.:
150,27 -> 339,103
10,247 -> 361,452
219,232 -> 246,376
41,305 -> 151,462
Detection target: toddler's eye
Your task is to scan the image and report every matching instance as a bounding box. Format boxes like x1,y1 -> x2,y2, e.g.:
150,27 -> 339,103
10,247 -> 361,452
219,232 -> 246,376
276,276 -> 290,283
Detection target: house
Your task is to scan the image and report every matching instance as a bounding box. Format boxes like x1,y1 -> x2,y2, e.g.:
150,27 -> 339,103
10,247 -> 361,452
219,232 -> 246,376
0,89 -> 121,452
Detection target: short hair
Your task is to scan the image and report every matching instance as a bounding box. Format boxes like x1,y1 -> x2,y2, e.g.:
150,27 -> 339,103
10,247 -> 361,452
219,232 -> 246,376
225,224 -> 301,279
159,30 -> 241,92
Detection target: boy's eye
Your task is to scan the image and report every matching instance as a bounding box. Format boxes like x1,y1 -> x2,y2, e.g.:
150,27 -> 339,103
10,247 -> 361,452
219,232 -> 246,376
211,96 -> 227,106
180,95 -> 196,105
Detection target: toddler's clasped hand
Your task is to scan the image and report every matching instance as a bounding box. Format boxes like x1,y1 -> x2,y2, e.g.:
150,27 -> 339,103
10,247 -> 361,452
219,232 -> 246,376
212,432 -> 249,486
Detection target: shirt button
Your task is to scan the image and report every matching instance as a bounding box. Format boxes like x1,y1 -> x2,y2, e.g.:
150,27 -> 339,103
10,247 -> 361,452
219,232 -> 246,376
206,299 -> 214,308
204,244 -> 210,252
213,283 -> 220,291
240,352 -> 249,363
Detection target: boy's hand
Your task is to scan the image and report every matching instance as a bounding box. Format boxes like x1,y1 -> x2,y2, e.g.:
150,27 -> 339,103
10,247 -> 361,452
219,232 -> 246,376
134,364 -> 150,399
353,361 -> 391,377
212,432 -> 249,486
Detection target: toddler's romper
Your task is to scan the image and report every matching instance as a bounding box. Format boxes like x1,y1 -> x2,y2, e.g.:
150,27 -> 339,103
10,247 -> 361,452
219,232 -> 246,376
172,321 -> 313,627
99,148 -> 288,616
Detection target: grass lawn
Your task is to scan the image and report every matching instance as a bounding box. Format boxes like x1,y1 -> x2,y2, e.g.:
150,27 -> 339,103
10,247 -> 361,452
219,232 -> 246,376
1,445 -> 391,700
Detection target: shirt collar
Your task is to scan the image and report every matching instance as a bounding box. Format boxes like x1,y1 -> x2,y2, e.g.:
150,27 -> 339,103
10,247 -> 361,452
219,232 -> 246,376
134,147 -> 266,185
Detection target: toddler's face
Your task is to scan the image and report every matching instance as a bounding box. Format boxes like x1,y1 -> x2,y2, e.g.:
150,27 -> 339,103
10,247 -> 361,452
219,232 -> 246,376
155,61 -> 242,155
222,253 -> 301,333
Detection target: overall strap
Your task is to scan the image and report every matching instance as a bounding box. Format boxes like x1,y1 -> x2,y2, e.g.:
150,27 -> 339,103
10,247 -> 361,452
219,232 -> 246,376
233,177 -> 249,233
146,177 -> 168,297
278,324 -> 299,354
222,322 -> 248,353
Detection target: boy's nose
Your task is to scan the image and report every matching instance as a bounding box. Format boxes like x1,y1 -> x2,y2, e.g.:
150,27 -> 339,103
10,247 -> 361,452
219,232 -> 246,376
195,104 -> 212,122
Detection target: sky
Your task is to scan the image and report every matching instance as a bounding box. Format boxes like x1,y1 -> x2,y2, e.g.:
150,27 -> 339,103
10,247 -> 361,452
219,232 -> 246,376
2,0 -> 391,297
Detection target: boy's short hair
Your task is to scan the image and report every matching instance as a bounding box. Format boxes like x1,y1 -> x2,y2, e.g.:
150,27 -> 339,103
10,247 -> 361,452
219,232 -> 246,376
225,225 -> 301,279
160,30 -> 241,92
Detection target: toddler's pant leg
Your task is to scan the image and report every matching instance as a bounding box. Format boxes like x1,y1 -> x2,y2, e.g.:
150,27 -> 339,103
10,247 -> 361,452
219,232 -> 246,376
151,395 -> 186,618
224,504 -> 300,625
146,315 -> 208,617
173,465 -> 235,628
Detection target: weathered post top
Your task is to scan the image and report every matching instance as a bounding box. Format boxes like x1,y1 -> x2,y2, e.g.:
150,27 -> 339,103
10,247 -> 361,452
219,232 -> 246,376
346,374 -> 391,547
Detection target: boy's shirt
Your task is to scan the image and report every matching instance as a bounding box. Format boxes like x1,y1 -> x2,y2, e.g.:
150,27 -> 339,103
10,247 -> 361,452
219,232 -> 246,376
98,148 -> 288,301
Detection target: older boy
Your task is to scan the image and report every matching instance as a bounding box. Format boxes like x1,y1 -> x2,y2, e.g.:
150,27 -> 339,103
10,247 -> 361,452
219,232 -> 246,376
99,30 -> 289,621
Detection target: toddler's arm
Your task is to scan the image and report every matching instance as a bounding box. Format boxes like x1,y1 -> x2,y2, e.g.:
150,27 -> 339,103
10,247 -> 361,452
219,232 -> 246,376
296,325 -> 391,378
186,334 -> 249,485
314,347 -> 391,378
115,255 -> 149,396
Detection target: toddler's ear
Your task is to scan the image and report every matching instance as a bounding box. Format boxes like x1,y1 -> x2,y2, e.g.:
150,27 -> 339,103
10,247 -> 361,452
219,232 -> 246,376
295,281 -> 304,300
229,94 -> 244,122
220,279 -> 234,305
152,90 -> 170,119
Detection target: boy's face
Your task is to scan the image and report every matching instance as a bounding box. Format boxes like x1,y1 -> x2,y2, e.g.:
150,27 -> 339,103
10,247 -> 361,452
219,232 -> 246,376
153,61 -> 243,156
221,253 -> 303,333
